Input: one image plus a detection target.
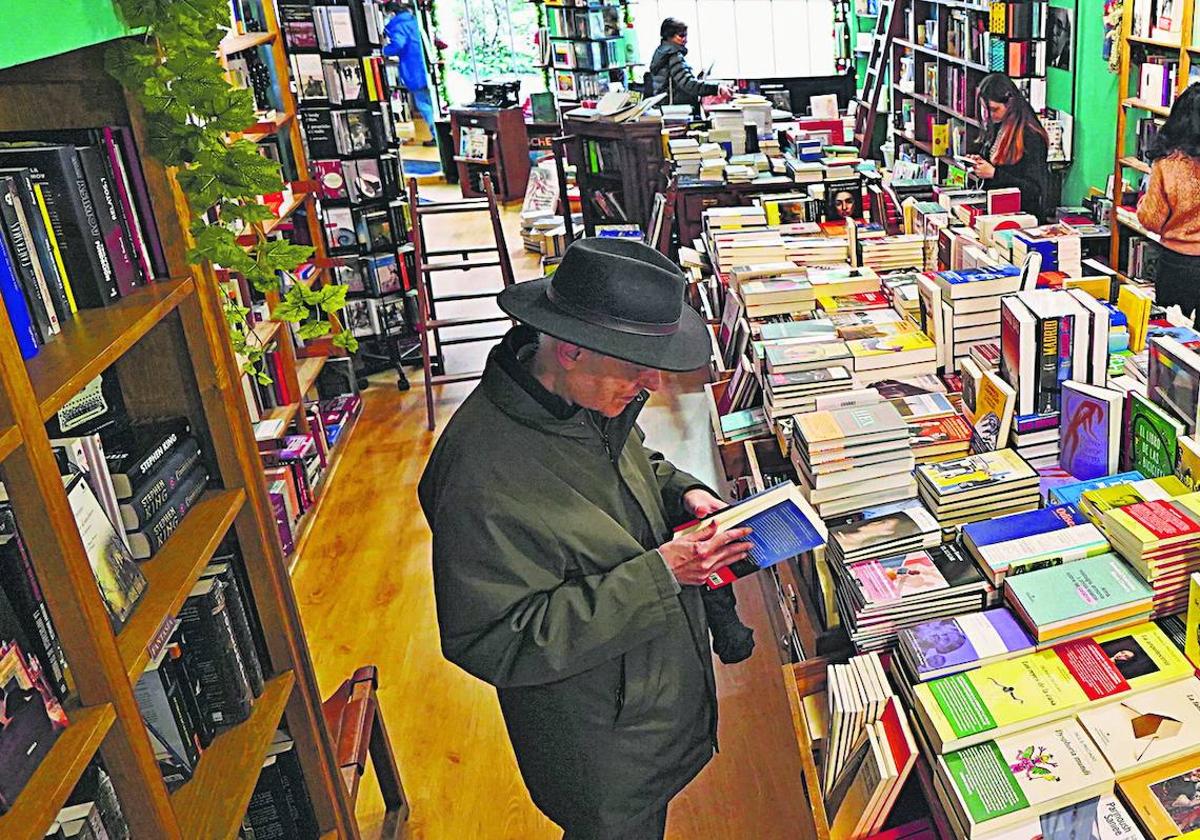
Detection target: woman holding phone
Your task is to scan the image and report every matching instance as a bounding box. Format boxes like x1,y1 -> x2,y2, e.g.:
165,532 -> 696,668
963,73 -> 1051,221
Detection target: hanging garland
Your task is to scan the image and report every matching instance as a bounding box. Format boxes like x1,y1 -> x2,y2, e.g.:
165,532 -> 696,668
106,0 -> 357,385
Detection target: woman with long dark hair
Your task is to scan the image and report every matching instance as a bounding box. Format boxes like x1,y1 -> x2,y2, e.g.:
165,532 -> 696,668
1137,84 -> 1200,319
964,73 -> 1051,220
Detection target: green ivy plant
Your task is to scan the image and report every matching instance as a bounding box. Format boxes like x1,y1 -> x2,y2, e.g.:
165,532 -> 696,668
106,0 -> 357,385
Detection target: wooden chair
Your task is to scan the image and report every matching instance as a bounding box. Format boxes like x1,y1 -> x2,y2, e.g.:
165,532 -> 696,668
322,666 -> 409,838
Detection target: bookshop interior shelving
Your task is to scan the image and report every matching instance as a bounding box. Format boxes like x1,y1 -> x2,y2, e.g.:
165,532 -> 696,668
0,34 -> 354,840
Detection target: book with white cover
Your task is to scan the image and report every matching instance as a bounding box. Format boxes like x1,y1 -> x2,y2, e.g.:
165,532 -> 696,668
1078,676 -> 1200,777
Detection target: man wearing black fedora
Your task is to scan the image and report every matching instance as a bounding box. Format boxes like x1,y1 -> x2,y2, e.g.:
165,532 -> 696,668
419,238 -> 754,839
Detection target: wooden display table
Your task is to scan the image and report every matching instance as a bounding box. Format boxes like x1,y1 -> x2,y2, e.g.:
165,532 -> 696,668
675,180 -> 801,246
449,106 -> 530,202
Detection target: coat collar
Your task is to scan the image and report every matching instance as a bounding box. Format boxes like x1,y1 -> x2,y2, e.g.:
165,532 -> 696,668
482,327 -> 648,450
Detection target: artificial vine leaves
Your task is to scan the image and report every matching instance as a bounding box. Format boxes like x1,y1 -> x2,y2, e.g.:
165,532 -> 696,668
108,0 -> 358,384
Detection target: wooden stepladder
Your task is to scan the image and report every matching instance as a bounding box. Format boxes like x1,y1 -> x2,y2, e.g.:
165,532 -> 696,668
853,0 -> 905,158
407,173 -> 517,430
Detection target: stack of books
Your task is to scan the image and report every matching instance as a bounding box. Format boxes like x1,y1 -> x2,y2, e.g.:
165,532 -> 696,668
791,402 -> 916,518
822,653 -> 918,838
1003,552 -> 1154,644
917,266 -> 1022,371
909,414 -> 972,463
738,276 -> 815,318
858,234 -> 925,272
763,366 -> 858,420
915,449 -> 1040,526
831,538 -> 991,651
1012,224 -> 1083,277
932,719 -> 1114,839
894,607 -> 1036,682
960,503 -> 1110,586
1079,675 -> 1200,779
1076,474 -> 1190,526
846,332 -> 938,386
666,137 -> 702,176
1006,412 -> 1061,469
1103,493 -> 1200,615
910,622 -> 1193,754
709,229 -> 786,273
786,234 -> 851,266
827,505 -> 945,569
763,340 -> 853,378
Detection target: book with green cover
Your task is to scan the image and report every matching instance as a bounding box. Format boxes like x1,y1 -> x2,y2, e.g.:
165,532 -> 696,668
1124,391 -> 1185,479
913,622 -> 1193,753
1003,553 -> 1153,643
938,719 -> 1113,836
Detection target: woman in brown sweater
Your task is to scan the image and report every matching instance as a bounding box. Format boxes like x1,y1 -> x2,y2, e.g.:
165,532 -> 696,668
1137,84 -> 1200,319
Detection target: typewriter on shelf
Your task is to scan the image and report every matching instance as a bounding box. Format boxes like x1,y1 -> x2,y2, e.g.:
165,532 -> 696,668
470,78 -> 521,109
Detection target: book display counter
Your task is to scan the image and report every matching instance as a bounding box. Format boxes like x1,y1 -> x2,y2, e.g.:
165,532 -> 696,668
674,32 -> 1200,827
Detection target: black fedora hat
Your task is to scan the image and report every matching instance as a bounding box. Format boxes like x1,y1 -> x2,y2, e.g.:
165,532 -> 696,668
497,237 -> 710,372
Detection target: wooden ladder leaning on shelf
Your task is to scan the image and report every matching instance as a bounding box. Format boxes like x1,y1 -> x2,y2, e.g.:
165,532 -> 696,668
853,0 -> 904,158
407,173 -> 517,430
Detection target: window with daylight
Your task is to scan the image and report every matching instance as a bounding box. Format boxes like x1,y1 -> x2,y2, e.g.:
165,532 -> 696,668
628,0 -> 838,80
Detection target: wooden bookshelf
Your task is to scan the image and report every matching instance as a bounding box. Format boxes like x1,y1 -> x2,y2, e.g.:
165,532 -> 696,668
1109,0 -> 1195,272
287,407 -> 362,575
0,37 -> 356,840
889,0 -> 1053,177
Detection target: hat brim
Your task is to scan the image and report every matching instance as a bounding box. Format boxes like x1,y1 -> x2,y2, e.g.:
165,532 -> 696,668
497,276 -> 711,372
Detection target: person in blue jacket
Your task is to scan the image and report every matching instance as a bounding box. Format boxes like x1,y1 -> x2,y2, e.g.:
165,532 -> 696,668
383,1 -> 438,146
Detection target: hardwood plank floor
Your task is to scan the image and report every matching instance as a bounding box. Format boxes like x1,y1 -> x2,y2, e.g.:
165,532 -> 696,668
290,179 -> 812,839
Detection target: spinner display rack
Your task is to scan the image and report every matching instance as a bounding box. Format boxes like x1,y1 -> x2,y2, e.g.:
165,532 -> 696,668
277,0 -> 420,386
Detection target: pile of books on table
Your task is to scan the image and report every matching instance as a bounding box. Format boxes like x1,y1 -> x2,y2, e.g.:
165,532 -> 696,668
915,449 -> 1041,527
791,402 -> 916,518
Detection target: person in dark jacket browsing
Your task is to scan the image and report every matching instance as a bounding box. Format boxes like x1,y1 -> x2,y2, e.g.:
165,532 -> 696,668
419,239 -> 757,839
648,17 -> 733,109
963,73 -> 1052,220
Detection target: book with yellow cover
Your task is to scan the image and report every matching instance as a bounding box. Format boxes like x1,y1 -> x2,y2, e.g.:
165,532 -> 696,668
1081,476 -> 1191,525
913,622 -> 1193,753
1180,435 -> 1200,491
970,370 -> 1016,453
1118,749 -> 1200,837
845,331 -> 936,359
1117,285 -> 1153,354
1186,573 -> 1200,668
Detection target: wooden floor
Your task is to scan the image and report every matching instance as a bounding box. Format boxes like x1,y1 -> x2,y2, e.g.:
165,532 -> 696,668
290,175 -> 812,839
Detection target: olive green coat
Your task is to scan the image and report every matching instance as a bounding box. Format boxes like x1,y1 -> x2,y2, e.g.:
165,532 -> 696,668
418,336 -> 717,837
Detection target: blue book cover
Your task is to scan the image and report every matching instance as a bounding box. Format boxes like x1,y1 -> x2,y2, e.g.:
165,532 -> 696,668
962,504 -> 1088,549
1049,471 -> 1146,506
703,487 -> 826,589
0,227 -> 39,359
898,607 -> 1035,679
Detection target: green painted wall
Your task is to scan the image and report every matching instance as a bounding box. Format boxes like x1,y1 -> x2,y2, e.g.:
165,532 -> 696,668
0,1 -> 134,70
1053,0 -> 1119,203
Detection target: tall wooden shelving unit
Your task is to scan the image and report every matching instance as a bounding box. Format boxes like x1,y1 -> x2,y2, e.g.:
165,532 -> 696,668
218,0 -> 366,574
1108,0 -> 1196,275
219,4 -> 337,442
0,41 -> 356,840
889,0 -> 1050,178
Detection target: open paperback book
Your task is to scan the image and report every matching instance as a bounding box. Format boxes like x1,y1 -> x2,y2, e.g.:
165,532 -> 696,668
674,482 -> 827,589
